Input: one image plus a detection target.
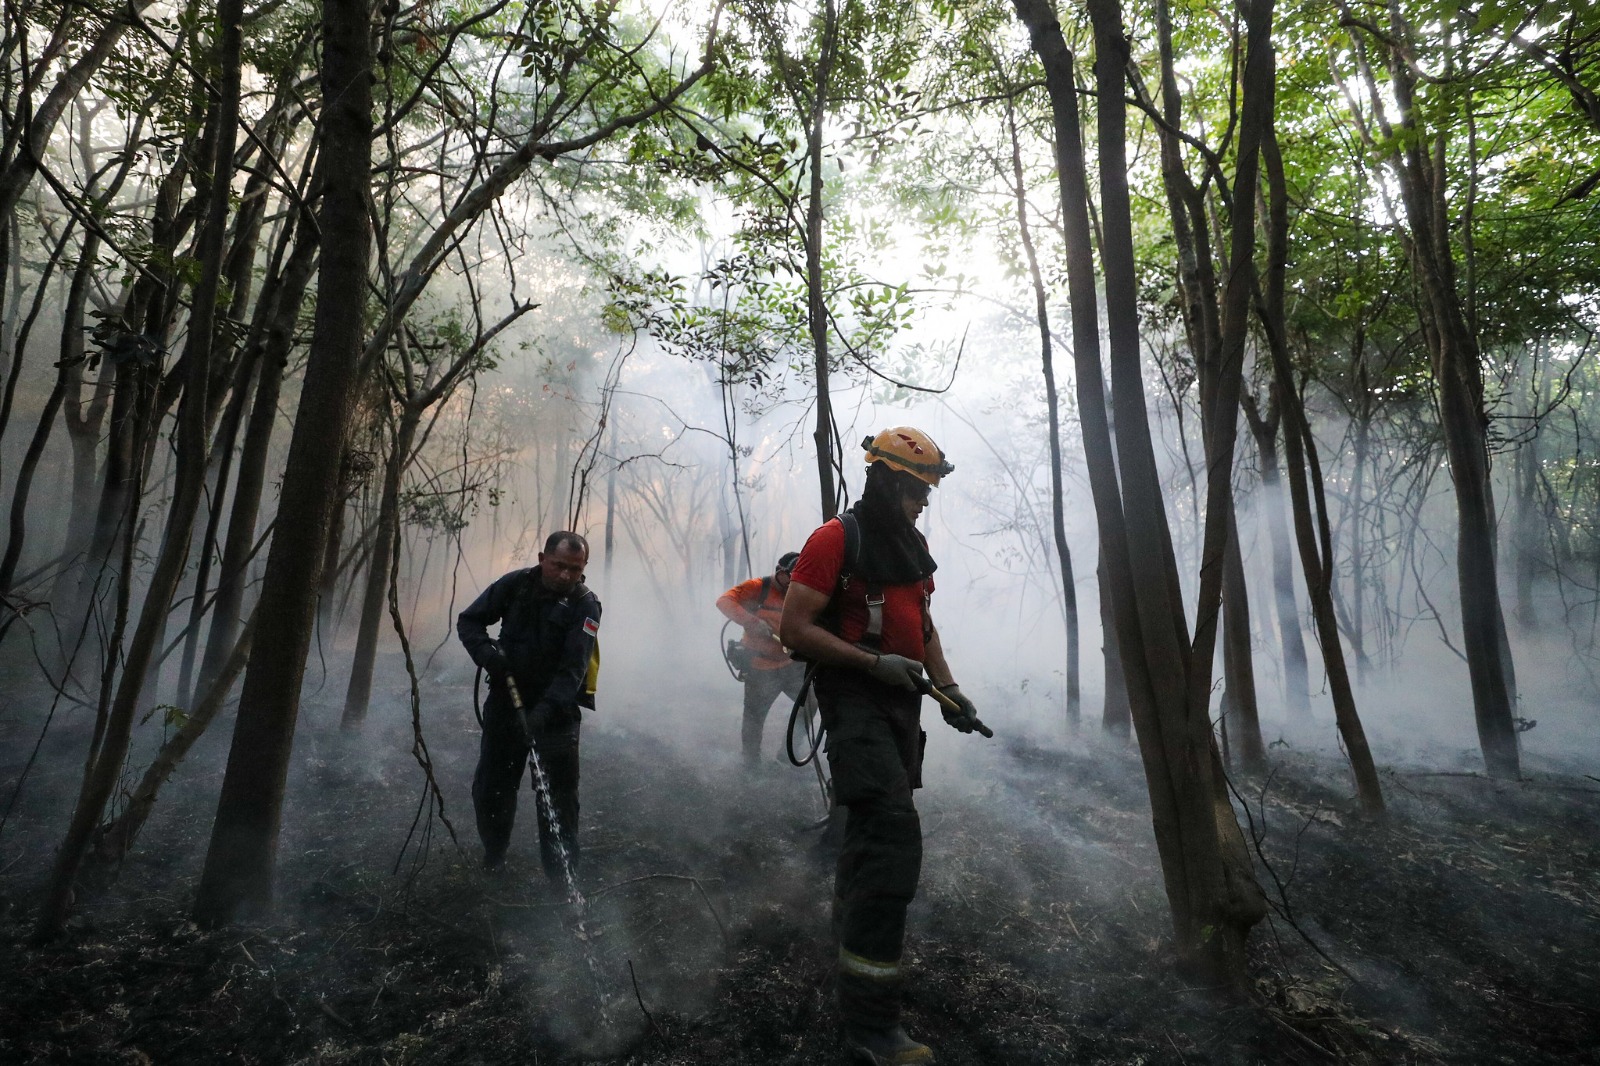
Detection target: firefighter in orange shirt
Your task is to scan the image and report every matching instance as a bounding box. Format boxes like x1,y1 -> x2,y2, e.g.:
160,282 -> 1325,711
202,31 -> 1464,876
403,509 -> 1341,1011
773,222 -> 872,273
716,551 -> 808,768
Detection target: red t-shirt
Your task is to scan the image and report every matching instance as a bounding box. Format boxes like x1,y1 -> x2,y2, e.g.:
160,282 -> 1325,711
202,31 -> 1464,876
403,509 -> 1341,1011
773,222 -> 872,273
789,517 -> 935,660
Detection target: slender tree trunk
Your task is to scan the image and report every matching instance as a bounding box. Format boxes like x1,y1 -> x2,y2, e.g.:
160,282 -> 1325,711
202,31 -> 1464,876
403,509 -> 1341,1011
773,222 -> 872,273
1099,559 -> 1130,739
1222,510 -> 1263,769
342,409 -> 418,729
0,235 -> 98,595
1243,392 -> 1310,717
806,0 -> 841,520
34,0 -> 244,939
92,610 -> 258,867
1344,2 -> 1519,779
176,361 -> 253,707
1344,340 -> 1375,679
52,350 -> 114,597
1006,96 -> 1080,728
1513,349 -> 1544,627
194,0 -> 374,926
603,414 -> 618,582
317,479 -> 356,637
1258,125 -> 1384,815
196,224 -> 319,697
68,141 -> 200,667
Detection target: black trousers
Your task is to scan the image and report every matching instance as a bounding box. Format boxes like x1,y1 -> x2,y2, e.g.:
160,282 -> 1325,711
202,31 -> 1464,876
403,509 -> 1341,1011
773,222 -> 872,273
472,689 -> 581,880
741,660 -> 810,766
816,670 -> 924,1030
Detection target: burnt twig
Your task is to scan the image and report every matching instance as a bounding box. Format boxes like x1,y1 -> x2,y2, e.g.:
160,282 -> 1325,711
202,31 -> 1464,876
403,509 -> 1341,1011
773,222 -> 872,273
316,997 -> 355,1028
587,873 -> 729,946
628,959 -> 662,1038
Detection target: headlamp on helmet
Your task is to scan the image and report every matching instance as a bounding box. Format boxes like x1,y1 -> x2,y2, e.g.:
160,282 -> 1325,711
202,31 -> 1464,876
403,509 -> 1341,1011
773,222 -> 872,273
861,427 -> 954,487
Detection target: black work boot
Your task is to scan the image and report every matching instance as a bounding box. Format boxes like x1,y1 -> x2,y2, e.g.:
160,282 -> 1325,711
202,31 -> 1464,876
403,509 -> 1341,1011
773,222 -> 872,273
843,1024 -> 934,1065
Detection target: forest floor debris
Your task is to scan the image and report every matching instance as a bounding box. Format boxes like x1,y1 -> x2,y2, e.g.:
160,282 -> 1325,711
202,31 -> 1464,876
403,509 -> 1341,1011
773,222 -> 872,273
3,671 -> 1598,1064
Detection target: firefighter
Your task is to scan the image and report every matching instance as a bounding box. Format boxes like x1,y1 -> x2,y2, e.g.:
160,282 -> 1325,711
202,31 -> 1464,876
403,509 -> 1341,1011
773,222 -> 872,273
716,551 -> 809,768
780,427 -> 982,1066
457,531 -> 601,878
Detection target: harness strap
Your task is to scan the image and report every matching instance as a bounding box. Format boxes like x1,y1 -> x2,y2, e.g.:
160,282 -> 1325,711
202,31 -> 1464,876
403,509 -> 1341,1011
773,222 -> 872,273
862,582 -> 885,650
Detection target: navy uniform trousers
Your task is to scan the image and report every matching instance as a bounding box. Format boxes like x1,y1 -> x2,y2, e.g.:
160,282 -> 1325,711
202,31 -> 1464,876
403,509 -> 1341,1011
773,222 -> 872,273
817,670 -> 925,1030
741,659 -> 810,766
473,688 -> 581,880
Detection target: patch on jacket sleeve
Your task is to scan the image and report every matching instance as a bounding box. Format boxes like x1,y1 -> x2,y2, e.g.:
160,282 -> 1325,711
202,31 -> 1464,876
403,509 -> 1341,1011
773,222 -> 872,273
583,616 -> 599,636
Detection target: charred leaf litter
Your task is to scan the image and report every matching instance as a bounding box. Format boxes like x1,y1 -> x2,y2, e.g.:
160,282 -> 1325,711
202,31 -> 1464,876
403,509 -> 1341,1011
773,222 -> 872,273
3,667 -> 1598,1065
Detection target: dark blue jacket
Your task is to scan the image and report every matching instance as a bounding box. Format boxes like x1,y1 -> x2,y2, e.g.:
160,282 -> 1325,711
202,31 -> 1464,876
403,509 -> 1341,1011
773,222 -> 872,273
457,565 -> 601,719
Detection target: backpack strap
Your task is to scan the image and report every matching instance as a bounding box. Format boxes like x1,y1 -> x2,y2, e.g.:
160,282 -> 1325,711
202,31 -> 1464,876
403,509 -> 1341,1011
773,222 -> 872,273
840,512 -> 860,580
827,512 -> 884,650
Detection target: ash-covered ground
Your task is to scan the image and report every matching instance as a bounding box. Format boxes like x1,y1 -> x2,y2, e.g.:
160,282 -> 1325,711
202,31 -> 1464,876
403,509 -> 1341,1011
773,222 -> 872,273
2,654 -> 1598,1065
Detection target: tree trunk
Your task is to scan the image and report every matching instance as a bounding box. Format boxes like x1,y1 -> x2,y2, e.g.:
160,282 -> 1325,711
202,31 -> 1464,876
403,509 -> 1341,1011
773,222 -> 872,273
1006,95 -> 1080,729
1258,126 -> 1385,816
193,0 -> 374,926
1099,559 -> 1130,739
806,0 -> 841,520
1013,0 -> 1266,991
1513,349 -> 1544,627
92,610 -> 258,867
603,414 -> 618,582
33,0 -> 244,939
341,409 -> 418,729
1222,510 -> 1264,769
1383,9 -> 1519,778
1146,0 -> 1267,769
0,234 -> 98,597
67,141 -> 201,670
195,222 -> 319,698
176,358 -> 254,707
1347,357 -> 1372,681
1243,392 -> 1310,717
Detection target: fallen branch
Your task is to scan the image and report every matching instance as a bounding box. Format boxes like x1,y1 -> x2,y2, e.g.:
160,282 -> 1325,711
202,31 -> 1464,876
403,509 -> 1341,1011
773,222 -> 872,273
628,959 -> 661,1038
586,873 -> 729,945
316,997 -> 355,1028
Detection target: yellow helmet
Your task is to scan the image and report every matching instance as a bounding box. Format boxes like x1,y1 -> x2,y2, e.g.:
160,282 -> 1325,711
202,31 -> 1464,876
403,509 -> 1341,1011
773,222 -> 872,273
862,427 -> 954,486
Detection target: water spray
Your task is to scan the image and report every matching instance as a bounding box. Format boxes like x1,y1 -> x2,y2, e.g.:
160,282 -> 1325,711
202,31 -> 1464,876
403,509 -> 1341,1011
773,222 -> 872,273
504,676 -> 614,1030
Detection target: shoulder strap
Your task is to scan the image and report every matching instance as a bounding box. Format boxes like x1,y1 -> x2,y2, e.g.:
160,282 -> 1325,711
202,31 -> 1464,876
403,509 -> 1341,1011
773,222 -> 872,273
758,576 -> 772,600
821,512 -> 883,649
839,512 -> 860,583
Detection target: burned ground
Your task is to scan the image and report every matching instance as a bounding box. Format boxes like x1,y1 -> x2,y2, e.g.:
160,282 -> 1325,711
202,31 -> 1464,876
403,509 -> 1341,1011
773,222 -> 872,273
2,664 -> 1598,1065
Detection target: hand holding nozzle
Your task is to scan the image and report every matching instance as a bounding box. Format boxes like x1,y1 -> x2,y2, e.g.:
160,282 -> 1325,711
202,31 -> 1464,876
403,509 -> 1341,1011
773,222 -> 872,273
502,677 -> 549,741
916,677 -> 993,738
868,653 -> 926,691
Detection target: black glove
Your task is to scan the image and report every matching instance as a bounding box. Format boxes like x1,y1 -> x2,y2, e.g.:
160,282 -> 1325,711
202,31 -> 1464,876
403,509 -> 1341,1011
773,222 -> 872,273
521,699 -> 555,737
938,684 -> 980,733
481,644 -> 511,681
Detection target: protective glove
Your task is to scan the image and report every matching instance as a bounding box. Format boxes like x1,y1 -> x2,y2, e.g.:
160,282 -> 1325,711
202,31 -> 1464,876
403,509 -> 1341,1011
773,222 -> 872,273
521,699 -> 554,738
868,653 -> 925,691
481,643 -> 511,681
938,683 -> 980,733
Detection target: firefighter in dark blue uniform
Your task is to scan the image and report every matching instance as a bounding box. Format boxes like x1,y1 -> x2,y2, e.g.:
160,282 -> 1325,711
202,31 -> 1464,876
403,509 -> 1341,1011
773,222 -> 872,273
457,531 -> 601,877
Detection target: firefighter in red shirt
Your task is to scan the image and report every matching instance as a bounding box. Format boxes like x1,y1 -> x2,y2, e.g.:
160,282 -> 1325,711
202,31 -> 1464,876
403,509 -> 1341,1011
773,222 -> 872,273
716,551 -> 807,768
781,427 -> 983,1066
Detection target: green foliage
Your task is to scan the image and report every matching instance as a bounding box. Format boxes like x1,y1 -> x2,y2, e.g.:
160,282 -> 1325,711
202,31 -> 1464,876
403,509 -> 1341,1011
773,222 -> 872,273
139,704 -> 189,731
